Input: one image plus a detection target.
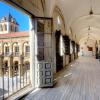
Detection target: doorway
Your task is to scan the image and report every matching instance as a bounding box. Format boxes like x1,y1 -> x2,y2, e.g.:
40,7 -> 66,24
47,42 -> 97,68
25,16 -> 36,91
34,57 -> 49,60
55,30 -> 63,72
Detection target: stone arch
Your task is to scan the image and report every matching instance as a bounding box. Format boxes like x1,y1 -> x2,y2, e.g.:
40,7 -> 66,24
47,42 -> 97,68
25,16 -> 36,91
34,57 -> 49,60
52,6 -> 66,35
12,42 -> 20,56
24,61 -> 30,70
5,0 -> 45,17
12,42 -> 19,55
3,42 -> 10,55
22,41 -> 29,56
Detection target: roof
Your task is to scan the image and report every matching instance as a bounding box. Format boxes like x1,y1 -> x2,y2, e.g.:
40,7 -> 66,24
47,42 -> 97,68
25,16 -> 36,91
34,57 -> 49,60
0,31 -> 29,38
0,13 -> 19,25
6,13 -> 13,22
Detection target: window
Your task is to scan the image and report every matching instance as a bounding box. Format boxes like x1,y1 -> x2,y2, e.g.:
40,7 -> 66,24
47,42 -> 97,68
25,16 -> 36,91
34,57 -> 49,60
5,46 -> 9,52
25,46 -> 30,52
5,46 -> 9,55
14,46 -> 19,56
70,41 -> 73,54
57,16 -> 61,25
15,46 -> 19,53
37,22 -> 44,61
0,24 -> 3,31
25,46 -> 30,56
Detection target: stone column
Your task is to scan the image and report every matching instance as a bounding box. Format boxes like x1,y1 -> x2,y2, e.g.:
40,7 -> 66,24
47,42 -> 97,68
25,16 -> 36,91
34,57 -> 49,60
29,18 -> 37,87
19,55 -> 24,76
63,36 -> 70,66
19,42 -> 23,56
7,22 -> 10,33
8,55 -> 13,77
65,55 -> 69,66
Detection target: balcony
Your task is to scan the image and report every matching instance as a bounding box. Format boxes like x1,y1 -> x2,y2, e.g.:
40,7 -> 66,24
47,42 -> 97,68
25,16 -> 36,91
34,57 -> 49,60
13,52 -> 20,57
4,52 -> 10,57
24,52 -> 30,57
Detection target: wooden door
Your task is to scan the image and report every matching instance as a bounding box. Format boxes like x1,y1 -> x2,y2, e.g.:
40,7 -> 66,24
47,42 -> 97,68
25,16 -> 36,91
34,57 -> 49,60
34,17 -> 53,87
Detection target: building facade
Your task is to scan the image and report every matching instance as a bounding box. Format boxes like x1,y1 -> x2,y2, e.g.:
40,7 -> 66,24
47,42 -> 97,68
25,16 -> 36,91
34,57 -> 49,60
0,14 -> 30,77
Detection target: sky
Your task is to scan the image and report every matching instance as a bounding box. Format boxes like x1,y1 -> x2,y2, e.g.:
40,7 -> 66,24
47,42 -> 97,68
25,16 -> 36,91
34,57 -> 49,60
0,1 -> 29,31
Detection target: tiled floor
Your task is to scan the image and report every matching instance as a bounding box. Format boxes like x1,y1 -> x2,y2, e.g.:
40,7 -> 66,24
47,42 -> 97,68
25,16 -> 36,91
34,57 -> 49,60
25,57 -> 100,100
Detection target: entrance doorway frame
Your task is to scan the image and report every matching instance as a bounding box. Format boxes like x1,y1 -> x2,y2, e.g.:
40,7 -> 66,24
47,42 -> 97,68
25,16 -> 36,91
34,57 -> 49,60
3,0 -> 53,88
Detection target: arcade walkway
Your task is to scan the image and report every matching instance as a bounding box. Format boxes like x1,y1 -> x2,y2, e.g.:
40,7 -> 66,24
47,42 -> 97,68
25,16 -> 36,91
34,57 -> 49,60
25,57 -> 100,100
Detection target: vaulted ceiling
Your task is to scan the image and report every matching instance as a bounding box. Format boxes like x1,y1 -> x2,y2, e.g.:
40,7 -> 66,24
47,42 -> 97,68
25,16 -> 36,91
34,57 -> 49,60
6,0 -> 100,44
45,0 -> 100,44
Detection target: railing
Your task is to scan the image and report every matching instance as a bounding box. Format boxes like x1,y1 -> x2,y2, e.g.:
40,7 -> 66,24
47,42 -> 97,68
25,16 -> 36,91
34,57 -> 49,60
0,64 -> 30,100
13,52 -> 20,57
24,52 -> 30,57
4,52 -> 10,57
3,52 -> 30,57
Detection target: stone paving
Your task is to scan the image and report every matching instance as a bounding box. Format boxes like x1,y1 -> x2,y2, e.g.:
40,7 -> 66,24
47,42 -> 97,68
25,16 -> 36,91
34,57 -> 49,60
25,57 -> 100,100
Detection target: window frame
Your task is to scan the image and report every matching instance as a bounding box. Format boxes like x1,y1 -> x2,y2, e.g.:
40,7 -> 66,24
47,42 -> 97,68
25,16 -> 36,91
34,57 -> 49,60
25,45 -> 30,53
15,46 -> 19,53
5,46 -> 9,55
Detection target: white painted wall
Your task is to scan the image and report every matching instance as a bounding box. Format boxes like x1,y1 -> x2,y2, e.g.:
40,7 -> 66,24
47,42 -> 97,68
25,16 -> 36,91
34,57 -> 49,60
79,41 -> 95,56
